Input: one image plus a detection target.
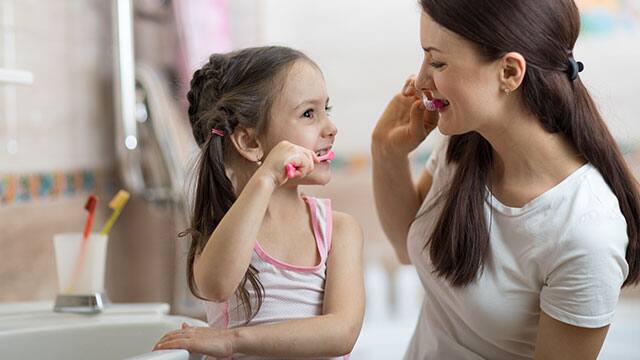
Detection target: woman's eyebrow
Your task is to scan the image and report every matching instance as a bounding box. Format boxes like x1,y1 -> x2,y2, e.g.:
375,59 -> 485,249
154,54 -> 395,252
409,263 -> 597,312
423,46 -> 443,53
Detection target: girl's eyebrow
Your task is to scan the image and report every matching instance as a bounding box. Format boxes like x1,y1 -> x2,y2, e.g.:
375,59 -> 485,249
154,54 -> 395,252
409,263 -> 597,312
295,97 -> 330,110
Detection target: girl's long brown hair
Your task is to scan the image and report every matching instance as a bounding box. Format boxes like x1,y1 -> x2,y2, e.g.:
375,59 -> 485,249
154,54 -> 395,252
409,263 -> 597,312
182,46 -> 311,320
420,0 -> 640,287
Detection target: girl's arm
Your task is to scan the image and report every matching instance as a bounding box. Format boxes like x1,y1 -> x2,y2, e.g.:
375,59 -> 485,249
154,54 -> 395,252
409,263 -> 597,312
155,212 -> 365,358
533,311 -> 609,360
194,141 -> 317,301
232,211 -> 365,357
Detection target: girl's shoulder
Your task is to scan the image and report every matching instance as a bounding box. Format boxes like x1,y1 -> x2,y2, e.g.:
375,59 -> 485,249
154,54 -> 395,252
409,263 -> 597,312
331,211 -> 363,247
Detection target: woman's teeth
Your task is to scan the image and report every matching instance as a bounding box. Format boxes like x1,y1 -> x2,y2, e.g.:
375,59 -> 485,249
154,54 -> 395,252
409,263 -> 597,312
422,94 -> 450,111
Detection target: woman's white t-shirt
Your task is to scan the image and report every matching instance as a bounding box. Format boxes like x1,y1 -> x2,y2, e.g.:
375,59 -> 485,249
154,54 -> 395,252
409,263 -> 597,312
404,138 -> 629,360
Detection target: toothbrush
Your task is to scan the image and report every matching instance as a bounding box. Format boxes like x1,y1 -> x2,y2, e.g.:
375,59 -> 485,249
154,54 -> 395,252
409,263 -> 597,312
422,94 -> 447,111
285,150 -> 335,179
65,195 -> 98,293
100,190 -> 130,235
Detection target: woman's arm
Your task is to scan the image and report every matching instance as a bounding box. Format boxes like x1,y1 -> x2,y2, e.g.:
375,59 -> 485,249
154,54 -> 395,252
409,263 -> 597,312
534,311 -> 609,360
371,80 -> 438,264
155,211 -> 365,358
372,144 -> 431,264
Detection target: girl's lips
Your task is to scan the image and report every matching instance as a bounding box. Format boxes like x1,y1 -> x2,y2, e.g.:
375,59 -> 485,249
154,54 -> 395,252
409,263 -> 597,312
285,150 -> 335,179
315,147 -> 328,156
317,150 -> 335,162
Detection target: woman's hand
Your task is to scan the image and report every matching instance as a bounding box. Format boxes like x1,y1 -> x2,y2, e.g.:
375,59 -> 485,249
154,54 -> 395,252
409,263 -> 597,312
255,140 -> 319,186
372,76 -> 439,157
153,323 -> 234,357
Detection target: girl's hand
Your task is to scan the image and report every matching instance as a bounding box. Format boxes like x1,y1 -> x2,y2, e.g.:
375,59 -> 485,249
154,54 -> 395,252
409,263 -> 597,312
372,76 -> 439,156
153,323 -> 233,357
256,140 -> 319,186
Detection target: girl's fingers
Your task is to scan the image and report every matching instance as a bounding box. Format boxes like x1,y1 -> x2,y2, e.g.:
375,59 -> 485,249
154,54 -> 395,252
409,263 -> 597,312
155,339 -> 191,351
158,329 -> 184,341
156,329 -> 194,344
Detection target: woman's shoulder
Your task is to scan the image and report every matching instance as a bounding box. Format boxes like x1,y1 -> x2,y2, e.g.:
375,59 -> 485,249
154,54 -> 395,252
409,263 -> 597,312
557,165 -> 627,241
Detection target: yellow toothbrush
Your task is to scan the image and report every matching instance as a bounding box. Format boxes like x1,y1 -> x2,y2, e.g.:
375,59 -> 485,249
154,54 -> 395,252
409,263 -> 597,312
100,190 -> 130,235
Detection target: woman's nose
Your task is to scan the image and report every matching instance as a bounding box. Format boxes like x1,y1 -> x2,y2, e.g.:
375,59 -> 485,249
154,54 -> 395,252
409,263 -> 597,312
415,63 -> 435,92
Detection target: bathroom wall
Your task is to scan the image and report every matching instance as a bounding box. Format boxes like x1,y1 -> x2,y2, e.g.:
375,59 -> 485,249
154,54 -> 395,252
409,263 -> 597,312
0,0 -> 117,301
0,0 -> 179,304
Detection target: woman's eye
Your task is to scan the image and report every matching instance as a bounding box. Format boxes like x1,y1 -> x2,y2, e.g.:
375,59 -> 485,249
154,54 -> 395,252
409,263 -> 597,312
325,105 -> 332,115
302,109 -> 314,118
430,62 -> 445,69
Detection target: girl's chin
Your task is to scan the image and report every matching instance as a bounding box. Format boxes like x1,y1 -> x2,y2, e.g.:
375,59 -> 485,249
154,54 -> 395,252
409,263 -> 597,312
286,169 -> 332,186
305,169 -> 332,185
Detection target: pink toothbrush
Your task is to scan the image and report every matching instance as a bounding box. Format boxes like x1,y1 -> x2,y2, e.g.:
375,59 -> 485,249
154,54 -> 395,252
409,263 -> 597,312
285,150 -> 335,179
422,94 -> 447,111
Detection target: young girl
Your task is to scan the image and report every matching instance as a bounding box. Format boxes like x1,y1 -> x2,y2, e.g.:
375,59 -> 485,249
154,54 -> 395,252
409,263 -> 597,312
154,46 -> 364,359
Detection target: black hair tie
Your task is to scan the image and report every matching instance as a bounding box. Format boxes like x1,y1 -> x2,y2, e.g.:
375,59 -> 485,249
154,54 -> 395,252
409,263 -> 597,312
566,57 -> 584,81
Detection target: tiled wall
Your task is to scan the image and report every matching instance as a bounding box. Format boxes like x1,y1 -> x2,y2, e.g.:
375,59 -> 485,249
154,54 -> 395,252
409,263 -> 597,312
0,0 -> 115,173
0,0 -> 197,306
0,0 -> 116,301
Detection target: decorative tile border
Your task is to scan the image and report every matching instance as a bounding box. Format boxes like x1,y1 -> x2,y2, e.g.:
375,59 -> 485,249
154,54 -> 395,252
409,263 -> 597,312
0,150 -> 432,207
3,144 -> 637,206
0,168 -> 116,206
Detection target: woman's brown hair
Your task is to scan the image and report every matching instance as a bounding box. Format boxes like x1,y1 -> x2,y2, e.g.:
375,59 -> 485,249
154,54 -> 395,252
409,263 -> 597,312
420,0 -> 640,287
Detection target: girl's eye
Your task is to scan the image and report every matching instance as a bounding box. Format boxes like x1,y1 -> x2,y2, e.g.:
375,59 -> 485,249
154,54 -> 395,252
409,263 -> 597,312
302,109 -> 314,118
325,105 -> 332,115
430,62 -> 446,69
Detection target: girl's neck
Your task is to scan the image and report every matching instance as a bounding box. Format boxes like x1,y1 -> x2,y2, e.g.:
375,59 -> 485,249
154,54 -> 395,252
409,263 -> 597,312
264,186 -> 307,222
234,171 -> 307,223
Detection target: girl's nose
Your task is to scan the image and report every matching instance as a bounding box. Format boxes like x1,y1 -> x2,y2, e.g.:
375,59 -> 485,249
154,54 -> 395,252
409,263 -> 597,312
324,119 -> 337,138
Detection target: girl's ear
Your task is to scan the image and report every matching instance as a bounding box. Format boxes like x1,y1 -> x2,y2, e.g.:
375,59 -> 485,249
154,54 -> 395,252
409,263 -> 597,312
499,51 -> 526,93
229,126 -> 264,163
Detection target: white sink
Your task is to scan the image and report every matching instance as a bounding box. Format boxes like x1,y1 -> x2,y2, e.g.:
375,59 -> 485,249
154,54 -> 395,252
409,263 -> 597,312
0,302 -> 207,360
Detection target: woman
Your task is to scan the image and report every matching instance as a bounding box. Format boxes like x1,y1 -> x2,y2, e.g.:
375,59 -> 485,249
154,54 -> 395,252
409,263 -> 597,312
372,0 -> 640,359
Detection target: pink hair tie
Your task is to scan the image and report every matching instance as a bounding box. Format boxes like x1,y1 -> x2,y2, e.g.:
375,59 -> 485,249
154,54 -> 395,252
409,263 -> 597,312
211,128 -> 225,137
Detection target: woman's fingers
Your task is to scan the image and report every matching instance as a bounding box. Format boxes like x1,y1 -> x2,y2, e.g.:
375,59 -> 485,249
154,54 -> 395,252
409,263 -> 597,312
409,98 -> 437,139
409,100 -> 428,139
402,75 -> 417,97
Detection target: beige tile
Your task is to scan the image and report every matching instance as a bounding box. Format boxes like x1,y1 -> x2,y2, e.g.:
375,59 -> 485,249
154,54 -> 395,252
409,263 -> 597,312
0,195 -> 109,301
